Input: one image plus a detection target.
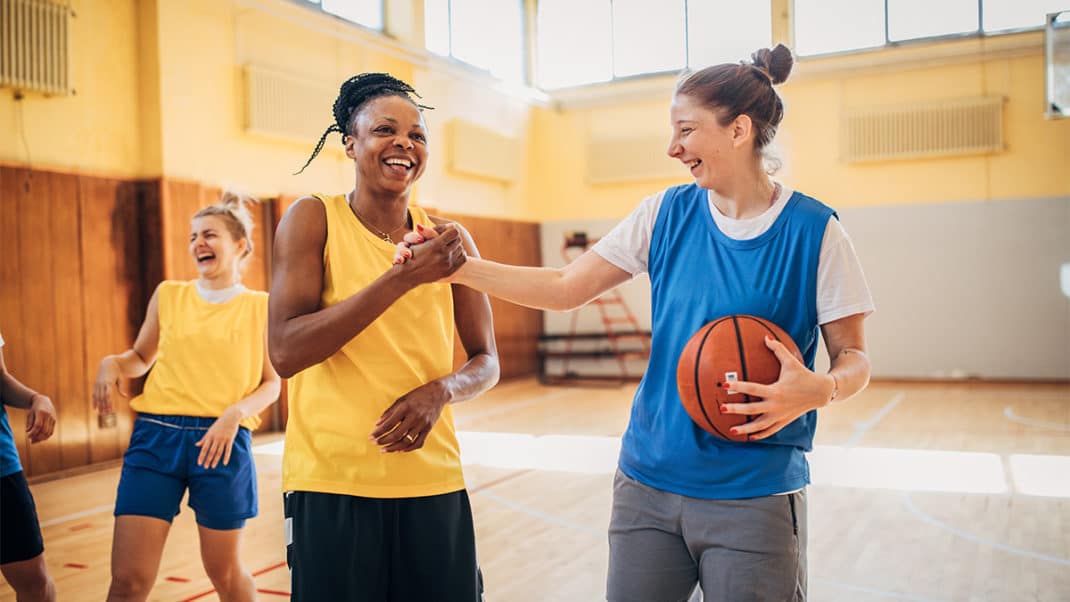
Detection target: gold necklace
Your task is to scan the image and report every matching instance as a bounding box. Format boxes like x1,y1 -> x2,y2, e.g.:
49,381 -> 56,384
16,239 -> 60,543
350,199 -> 409,244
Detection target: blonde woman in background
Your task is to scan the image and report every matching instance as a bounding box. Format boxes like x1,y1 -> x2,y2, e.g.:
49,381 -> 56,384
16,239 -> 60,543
93,192 -> 280,602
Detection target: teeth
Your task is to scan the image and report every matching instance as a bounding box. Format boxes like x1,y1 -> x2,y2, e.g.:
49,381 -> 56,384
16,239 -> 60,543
385,158 -> 412,168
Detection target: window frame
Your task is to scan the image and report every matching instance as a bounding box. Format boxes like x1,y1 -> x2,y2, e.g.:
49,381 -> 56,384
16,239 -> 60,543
425,0 -> 529,84
292,0 -> 387,33
794,0 -> 1056,59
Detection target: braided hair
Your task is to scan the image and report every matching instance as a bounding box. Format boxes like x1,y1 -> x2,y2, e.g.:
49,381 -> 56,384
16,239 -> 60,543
294,73 -> 432,175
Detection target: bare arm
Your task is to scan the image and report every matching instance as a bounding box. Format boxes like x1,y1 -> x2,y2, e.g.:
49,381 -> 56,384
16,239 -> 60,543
93,285 -> 162,414
196,335 -> 282,469
435,219 -> 500,403
0,348 -> 57,443
227,335 -> 282,420
451,249 -> 632,312
268,197 -> 466,378
819,313 -> 871,403
371,221 -> 500,452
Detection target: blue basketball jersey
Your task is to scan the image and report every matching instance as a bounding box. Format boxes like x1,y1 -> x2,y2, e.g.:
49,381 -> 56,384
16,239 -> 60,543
618,183 -> 836,499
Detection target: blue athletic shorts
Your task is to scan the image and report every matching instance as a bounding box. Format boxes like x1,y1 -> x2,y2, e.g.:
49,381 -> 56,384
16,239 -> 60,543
114,413 -> 257,530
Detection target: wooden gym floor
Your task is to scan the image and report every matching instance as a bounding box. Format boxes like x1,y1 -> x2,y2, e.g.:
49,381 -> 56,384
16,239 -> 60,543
1,378 -> 1068,601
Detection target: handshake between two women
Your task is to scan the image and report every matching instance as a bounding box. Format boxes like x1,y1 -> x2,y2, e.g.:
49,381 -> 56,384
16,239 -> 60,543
392,222 -> 467,280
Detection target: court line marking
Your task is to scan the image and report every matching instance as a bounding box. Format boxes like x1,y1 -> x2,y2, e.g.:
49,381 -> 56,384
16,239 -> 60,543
472,489 -> 602,536
469,469 -> 533,494
811,577 -> 948,602
39,504 -> 114,528
453,387 -> 579,427
844,392 -> 906,448
901,491 -> 1070,567
1003,406 -> 1070,432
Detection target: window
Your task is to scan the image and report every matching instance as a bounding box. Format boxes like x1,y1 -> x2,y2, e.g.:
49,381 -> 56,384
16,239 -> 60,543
424,0 -> 525,83
299,0 -> 384,31
888,0 -> 977,42
537,0 -> 772,89
983,0 -> 1069,32
795,0 -> 1063,56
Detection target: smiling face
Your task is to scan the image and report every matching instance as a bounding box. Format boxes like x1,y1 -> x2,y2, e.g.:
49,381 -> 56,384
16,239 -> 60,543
189,215 -> 246,279
344,95 -> 428,196
666,93 -> 755,190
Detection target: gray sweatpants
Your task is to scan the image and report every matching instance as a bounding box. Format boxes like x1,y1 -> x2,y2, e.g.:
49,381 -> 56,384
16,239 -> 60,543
606,469 -> 807,602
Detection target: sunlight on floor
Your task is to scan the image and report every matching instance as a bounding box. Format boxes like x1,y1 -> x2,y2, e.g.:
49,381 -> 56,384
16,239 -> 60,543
253,434 -> 1070,498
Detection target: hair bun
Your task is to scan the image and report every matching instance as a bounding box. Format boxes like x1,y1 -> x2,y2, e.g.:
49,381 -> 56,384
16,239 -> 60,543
751,43 -> 794,85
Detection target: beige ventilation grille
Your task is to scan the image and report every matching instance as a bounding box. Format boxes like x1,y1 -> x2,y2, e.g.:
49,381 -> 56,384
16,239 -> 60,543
586,136 -> 682,184
446,120 -> 519,183
243,64 -> 336,145
0,0 -> 73,95
842,96 -> 1004,163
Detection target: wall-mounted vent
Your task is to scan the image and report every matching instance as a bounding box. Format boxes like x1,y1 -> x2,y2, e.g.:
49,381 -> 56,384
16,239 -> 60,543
842,96 -> 1004,163
446,120 -> 519,183
243,64 -> 336,145
0,0 -> 73,95
586,136 -> 683,184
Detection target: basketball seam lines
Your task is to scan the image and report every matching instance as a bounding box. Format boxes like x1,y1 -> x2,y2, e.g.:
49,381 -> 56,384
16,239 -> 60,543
693,317 -> 732,439
731,316 -> 752,427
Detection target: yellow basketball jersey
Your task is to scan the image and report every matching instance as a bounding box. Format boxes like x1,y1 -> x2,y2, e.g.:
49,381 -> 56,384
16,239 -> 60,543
131,281 -> 267,431
282,194 -> 463,498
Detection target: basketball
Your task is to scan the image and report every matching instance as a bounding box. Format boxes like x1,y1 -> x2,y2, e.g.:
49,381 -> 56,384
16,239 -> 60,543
676,315 -> 803,441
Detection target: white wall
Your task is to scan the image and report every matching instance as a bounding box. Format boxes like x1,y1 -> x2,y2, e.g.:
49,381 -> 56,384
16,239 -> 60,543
539,196 -> 1070,380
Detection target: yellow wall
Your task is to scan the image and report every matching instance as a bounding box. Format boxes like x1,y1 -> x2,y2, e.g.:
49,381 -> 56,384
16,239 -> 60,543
529,33 -> 1070,221
2,1 -> 1065,222
0,0 -> 145,177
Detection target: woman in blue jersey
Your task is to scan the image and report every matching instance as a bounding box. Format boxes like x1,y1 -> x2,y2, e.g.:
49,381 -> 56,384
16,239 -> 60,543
400,44 -> 874,601
0,330 -> 57,602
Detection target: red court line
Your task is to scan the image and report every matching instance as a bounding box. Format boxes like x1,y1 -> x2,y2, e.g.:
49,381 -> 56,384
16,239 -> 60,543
69,523 -> 92,532
257,588 -> 291,596
179,560 -> 288,601
63,563 -> 88,569
166,576 -> 191,583
469,469 -> 532,494
253,561 -> 287,576
179,589 -> 216,602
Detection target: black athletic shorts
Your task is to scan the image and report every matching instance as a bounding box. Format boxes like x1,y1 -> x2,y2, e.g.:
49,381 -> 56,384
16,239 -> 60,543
285,489 -> 483,602
0,471 -> 45,565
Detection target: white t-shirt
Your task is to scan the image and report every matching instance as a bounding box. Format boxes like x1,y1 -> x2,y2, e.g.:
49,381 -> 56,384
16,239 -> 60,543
592,185 -> 875,325
194,280 -> 247,304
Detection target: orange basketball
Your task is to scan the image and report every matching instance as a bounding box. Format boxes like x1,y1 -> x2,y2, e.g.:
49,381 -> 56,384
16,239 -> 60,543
676,315 -> 803,442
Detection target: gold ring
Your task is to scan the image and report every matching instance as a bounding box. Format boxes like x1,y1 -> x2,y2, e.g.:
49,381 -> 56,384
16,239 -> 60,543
405,432 -> 416,443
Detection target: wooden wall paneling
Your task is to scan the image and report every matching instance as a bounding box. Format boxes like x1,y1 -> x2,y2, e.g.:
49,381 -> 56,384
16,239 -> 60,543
48,172 -> 90,470
79,177 -> 147,463
438,212 -> 543,380
162,179 -> 207,281
16,169 -> 63,476
0,167 -> 30,468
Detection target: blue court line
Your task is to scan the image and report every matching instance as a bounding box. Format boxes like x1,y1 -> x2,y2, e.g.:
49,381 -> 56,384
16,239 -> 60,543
811,577 -> 948,602
844,392 -> 906,448
1003,406 -> 1070,432
472,489 -> 603,536
901,491 -> 1070,567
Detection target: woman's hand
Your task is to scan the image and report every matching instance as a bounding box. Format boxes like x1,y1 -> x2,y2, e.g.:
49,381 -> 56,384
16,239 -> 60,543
26,394 -> 56,444
721,336 -> 835,441
393,224 -> 466,283
93,357 -> 125,416
195,406 -> 244,469
369,380 -> 451,453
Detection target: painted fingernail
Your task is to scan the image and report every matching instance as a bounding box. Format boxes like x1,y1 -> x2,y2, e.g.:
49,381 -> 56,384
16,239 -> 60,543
720,406 -> 728,413
730,428 -> 739,434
